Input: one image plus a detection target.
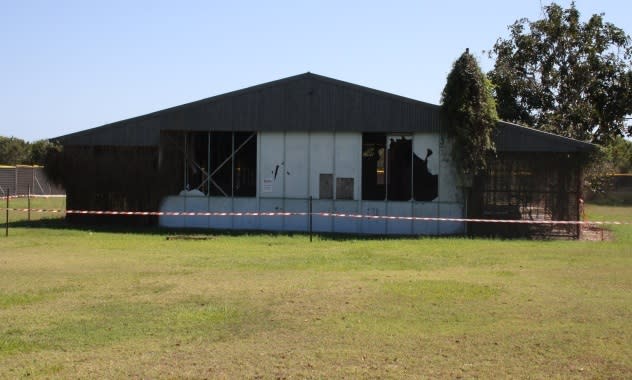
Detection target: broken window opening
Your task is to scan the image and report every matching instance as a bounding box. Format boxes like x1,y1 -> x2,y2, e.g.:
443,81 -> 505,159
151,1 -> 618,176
361,133 -> 438,202
186,132 -> 210,194
177,131 -> 256,197
362,133 -> 386,200
412,146 -> 438,202
208,132 -> 233,196
233,132 -> 257,196
387,135 -> 413,201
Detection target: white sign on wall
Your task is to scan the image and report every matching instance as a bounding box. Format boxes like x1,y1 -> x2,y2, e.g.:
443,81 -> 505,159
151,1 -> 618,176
262,178 -> 273,193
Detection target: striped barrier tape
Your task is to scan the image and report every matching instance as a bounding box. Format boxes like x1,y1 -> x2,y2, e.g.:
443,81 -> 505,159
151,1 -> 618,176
2,207 -> 630,225
1,194 -> 66,200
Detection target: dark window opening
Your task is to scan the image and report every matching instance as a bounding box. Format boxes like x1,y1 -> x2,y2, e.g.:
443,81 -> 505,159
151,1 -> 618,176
208,132 -> 233,196
187,132 -> 209,194
362,133 -> 438,201
233,132 -> 257,196
362,133 -> 386,200
413,147 -> 438,201
183,131 -> 257,197
387,136 -> 412,201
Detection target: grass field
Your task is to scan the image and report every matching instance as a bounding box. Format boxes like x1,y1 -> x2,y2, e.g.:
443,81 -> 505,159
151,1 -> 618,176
0,201 -> 630,378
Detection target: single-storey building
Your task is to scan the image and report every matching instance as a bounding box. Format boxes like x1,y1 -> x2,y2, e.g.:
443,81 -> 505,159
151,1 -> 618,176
51,73 -> 594,237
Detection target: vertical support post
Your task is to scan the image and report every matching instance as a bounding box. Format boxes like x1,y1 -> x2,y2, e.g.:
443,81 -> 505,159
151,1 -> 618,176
309,196 -> 313,242
207,131 -> 211,196
5,190 -> 9,237
230,133 -> 235,229
183,133 -> 188,190
231,133 -> 235,197
28,185 -> 31,222
464,187 -> 469,236
410,137 -> 414,201
577,165 -> 583,240
384,136 -> 388,201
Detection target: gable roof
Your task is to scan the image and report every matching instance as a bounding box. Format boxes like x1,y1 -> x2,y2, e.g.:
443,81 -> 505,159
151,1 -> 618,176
53,72 -> 595,153
54,73 -> 442,146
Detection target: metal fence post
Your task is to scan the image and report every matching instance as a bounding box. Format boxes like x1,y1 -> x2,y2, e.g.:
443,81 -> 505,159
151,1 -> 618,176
309,196 -> 313,242
5,189 -> 9,237
28,185 -> 31,222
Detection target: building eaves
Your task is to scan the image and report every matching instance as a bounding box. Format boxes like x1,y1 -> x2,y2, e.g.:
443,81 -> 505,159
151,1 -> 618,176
494,121 -> 596,153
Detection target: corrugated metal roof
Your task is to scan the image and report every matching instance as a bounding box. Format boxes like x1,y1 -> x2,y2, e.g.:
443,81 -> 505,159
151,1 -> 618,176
53,73 -> 442,146
53,73 -> 595,153
494,121 -> 595,152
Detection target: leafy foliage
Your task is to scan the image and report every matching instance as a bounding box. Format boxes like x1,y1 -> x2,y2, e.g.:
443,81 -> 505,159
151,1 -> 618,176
582,137 -> 632,197
0,136 -> 60,166
488,2 -> 632,144
604,136 -> 632,173
583,148 -> 616,195
30,140 -> 59,166
441,49 -> 499,176
0,136 -> 30,165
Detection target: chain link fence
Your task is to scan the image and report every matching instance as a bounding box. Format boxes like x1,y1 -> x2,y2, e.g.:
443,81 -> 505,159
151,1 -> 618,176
0,165 -> 65,196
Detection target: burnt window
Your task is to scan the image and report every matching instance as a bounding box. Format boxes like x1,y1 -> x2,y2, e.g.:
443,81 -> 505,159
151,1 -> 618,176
208,132 -> 233,196
182,131 -> 257,197
186,132 -> 210,194
362,133 -> 438,202
362,133 -> 386,200
387,136 -> 413,201
233,132 -> 257,196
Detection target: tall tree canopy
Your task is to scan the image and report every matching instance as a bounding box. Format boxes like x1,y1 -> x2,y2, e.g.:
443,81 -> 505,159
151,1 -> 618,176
488,2 -> 632,144
0,136 -> 30,165
0,136 -> 56,165
441,49 -> 498,176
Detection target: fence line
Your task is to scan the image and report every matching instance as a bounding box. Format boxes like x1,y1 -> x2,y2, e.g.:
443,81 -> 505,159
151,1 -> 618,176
1,203 -> 629,226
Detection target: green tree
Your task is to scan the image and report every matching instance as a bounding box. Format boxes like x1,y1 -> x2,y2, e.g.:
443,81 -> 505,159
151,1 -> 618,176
0,136 -> 30,165
604,136 -> 632,173
30,139 -> 58,166
441,49 -> 499,176
488,2 -> 632,144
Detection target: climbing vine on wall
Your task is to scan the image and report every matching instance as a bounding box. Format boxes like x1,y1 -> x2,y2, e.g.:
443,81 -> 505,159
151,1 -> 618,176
441,49 -> 498,178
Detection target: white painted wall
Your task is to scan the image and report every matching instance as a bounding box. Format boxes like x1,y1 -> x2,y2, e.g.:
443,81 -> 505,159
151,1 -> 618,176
159,131 -> 465,235
309,132 -> 334,199
259,132 -> 285,198
334,132 -> 362,200
284,132 -> 309,198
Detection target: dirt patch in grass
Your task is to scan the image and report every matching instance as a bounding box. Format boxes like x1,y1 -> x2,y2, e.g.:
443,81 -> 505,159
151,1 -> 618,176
581,224 -> 614,241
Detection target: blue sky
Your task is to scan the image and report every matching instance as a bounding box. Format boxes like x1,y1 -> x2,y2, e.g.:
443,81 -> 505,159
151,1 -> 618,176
2,0 -> 631,142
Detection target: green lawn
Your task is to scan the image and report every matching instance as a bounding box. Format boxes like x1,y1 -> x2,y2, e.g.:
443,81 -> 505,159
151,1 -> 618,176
0,196 -> 65,225
0,202 -> 630,378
